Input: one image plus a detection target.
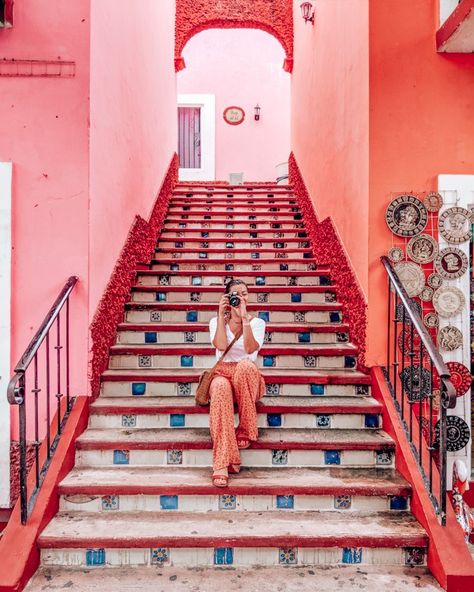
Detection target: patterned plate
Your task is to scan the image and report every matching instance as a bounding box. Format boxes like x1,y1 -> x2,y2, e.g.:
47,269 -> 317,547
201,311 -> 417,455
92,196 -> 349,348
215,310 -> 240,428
393,262 -> 425,297
423,192 -> 443,212
399,366 -> 432,402
434,247 -> 468,280
434,416 -> 470,452
423,312 -> 439,328
407,234 -> 438,264
388,246 -> 404,263
439,207 -> 472,244
427,273 -> 443,290
437,326 -> 463,352
433,361 -> 472,397
419,286 -> 434,302
386,195 -> 428,237
432,286 -> 465,318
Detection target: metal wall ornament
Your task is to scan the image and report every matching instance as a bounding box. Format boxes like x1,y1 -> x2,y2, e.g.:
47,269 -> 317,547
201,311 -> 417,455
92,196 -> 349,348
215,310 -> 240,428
399,366 -> 432,402
439,207 -> 472,244
424,312 -> 439,328
407,234 -> 438,264
427,273 -> 443,290
435,416 -> 470,452
419,286 -> 434,302
437,326 -> 463,352
388,246 -> 404,264
432,286 -> 465,318
393,262 -> 426,297
386,195 -> 428,237
434,247 -> 468,280
423,191 -> 444,213
397,331 -> 427,361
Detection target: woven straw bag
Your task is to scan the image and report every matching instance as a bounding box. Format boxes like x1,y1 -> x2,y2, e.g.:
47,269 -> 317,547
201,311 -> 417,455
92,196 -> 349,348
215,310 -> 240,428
195,330 -> 242,406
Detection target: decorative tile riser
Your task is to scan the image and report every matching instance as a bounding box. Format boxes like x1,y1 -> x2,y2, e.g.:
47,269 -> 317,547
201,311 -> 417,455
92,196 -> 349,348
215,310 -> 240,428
131,292 -> 331,305
165,213 -> 301,221
59,494 -> 405,514
89,413 -> 380,430
158,241 -> 307,250
76,449 -> 393,469
162,231 -> 307,240
137,275 -> 323,287
163,222 -> 306,231
117,330 -> 342,345
153,251 -> 313,261
125,310 -> 336,324
40,546 -> 421,568
151,262 -> 318,272
101,382 -> 368,398
108,354 -> 348,370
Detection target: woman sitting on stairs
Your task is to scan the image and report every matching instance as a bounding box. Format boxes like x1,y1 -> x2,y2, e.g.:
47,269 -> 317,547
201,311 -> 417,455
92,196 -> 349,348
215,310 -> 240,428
208,279 -> 266,487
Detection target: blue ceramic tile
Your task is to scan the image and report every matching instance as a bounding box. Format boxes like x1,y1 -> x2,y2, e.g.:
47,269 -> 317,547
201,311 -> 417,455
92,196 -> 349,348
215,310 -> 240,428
201,232 -> 209,238
160,495 -> 178,510
272,450 -> 288,465
344,356 -> 356,369
170,414 -> 185,427
132,382 -> 146,396
310,383 -> 325,396
263,356 -> 276,367
186,311 -> 198,322
113,450 -> 130,465
324,450 -> 340,465
170,263 -> 179,271
219,495 -> 237,510
404,547 -> 425,566
330,312 -> 341,323
280,264 -> 288,271
191,276 -> 202,286
101,495 -> 119,511
214,547 -> 233,565
319,275 -> 330,285
390,496 -> 408,511
255,276 -> 266,286
198,252 -> 208,259
316,415 -> 331,428
121,415 -> 136,428
303,252 -> 312,259
267,413 -> 282,427
342,548 -> 362,564
376,450 -> 393,465
334,495 -> 352,510
226,242 -> 234,248
155,292 -> 167,302
144,331 -> 157,343
258,311 -> 270,322
180,355 -> 194,367
291,293 -> 302,303
167,449 -> 183,465
364,414 -> 380,428
276,495 -> 294,509
251,252 -> 260,259
175,242 -> 183,248
279,548 -> 297,564
150,548 -> 169,565
298,332 -> 310,343
86,548 -> 106,566
177,383 -> 191,396
225,264 -> 234,271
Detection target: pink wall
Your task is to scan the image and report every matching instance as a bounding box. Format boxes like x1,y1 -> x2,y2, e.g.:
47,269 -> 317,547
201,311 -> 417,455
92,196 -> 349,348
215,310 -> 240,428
178,29 -> 290,181
89,0 -> 177,314
291,0 -> 369,293
0,0 -> 91,405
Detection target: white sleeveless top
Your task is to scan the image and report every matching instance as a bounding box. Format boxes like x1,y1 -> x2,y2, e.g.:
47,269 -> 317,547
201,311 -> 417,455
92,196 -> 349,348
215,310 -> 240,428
209,316 -> 266,362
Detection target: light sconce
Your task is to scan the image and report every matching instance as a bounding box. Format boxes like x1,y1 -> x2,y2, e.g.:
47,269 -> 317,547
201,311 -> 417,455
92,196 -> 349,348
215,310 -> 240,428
254,104 -> 261,121
300,2 -> 315,25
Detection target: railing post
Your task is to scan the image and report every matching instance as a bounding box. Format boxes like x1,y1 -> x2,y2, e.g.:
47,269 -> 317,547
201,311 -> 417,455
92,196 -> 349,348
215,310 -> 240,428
18,373 -> 27,525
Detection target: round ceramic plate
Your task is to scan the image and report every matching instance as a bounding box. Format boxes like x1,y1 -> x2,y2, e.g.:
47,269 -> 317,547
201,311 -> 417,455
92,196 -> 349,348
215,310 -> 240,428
446,362 -> 472,396
393,262 -> 425,297
423,312 -> 439,328
388,246 -> 404,263
434,247 -> 468,280
437,326 -> 463,351
386,195 -> 428,237
399,366 -> 432,402
435,416 -> 470,452
439,207 -> 471,244
407,234 -> 438,264
432,286 -> 465,318
419,286 -> 434,302
423,191 -> 443,212
427,273 -> 443,290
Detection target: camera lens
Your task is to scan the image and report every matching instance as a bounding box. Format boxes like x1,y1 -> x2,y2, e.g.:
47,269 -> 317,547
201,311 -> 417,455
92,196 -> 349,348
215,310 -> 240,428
228,293 -> 241,307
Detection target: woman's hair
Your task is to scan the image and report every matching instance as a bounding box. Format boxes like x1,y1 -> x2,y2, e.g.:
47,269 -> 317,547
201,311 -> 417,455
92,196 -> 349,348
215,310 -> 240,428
225,278 -> 248,293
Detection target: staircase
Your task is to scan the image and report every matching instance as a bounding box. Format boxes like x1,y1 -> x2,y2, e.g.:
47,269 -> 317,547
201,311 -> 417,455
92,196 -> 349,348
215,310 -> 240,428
32,183 -> 432,580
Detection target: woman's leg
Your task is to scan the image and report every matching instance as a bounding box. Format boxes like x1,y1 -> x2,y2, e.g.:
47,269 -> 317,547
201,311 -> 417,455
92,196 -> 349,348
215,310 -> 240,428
232,359 -> 262,443
209,374 -> 241,475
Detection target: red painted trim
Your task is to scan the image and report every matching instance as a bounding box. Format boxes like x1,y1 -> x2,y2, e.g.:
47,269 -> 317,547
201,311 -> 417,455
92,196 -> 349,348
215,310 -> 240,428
161,237 -> 307,243
165,217 -> 302,224
0,396 -> 89,592
141,270 -> 329,277
157,248 -> 313,254
117,323 -> 349,333
102,373 -> 371,385
110,345 -> 357,356
371,368 -> 474,591
125,303 -> 343,312
436,0 -> 474,51
131,286 -> 336,293
169,210 -> 297,216
176,183 -> 292,189
89,154 -> 178,396
151,257 -> 325,265
223,106 -> 245,125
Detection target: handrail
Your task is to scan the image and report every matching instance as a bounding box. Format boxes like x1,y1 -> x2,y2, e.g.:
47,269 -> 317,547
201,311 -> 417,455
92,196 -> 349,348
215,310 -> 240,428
7,276 -> 78,524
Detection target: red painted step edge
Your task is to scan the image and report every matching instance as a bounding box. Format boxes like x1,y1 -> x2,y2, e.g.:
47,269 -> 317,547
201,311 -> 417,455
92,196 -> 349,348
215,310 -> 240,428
109,345 -> 357,356
125,303 -> 342,311
117,323 -> 350,333
0,396 -> 89,592
101,373 -> 371,384
131,285 -> 336,293
371,367 -> 474,592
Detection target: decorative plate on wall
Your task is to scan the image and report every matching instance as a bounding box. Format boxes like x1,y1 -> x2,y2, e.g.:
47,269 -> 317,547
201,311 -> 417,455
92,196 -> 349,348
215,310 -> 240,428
388,246 -> 404,263
427,273 -> 443,289
423,312 -> 439,328
437,326 -> 463,352
393,262 -> 425,297
423,191 -> 443,212
434,247 -> 468,280
419,286 -> 434,302
435,416 -> 470,452
432,286 -> 465,318
386,195 -> 428,237
223,106 -> 245,126
407,234 -> 438,264
439,207 -> 472,244
433,361 -> 472,397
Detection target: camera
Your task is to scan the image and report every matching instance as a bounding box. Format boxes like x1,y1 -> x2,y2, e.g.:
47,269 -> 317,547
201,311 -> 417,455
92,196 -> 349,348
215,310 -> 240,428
227,292 -> 241,307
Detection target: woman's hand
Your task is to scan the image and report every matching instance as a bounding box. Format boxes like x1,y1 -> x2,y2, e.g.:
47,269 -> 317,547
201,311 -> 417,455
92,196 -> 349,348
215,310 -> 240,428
239,298 -> 249,321
218,294 -> 229,318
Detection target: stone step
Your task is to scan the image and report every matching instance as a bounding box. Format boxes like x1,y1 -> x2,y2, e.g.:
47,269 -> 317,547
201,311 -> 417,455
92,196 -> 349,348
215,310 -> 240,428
162,228 -> 307,238
159,240 -> 309,250
166,211 -> 303,220
37,511 -> 428,568
174,187 -> 293,193
149,258 -> 322,272
168,203 -> 300,211
163,221 -> 306,230
135,272 -> 330,287
170,199 -> 298,206
75,428 -> 395,468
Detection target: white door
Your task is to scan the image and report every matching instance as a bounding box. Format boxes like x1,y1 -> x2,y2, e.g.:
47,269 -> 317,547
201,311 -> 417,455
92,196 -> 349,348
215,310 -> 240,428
178,94 -> 215,181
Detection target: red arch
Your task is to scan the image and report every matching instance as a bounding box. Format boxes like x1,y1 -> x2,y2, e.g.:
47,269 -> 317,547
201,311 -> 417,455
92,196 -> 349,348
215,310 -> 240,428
175,0 -> 293,73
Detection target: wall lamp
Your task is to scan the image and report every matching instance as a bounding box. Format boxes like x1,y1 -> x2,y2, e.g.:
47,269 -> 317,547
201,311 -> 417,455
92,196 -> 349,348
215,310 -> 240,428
300,2 -> 315,25
254,104 -> 261,121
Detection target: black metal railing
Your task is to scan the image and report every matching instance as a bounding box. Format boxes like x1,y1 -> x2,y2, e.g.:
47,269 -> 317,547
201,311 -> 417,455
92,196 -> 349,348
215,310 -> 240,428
381,256 -> 456,526
7,276 -> 78,524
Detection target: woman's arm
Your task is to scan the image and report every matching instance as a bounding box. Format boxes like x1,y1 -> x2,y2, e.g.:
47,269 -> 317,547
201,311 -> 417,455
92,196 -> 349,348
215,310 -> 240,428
240,300 -> 260,354
212,295 -> 230,351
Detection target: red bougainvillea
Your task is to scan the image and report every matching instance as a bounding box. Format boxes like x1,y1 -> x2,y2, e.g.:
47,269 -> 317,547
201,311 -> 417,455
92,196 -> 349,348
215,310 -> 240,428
175,0 -> 293,72
289,153 -> 368,371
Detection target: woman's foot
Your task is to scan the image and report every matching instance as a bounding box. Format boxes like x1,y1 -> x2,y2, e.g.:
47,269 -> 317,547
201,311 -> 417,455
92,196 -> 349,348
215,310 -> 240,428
228,463 -> 241,474
212,468 -> 229,488
237,437 -> 251,449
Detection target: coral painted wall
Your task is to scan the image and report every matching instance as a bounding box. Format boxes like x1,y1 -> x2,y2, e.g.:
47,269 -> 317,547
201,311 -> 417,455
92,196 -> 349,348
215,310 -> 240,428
291,0 -> 369,294
178,29 -> 290,181
367,0 -> 474,364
